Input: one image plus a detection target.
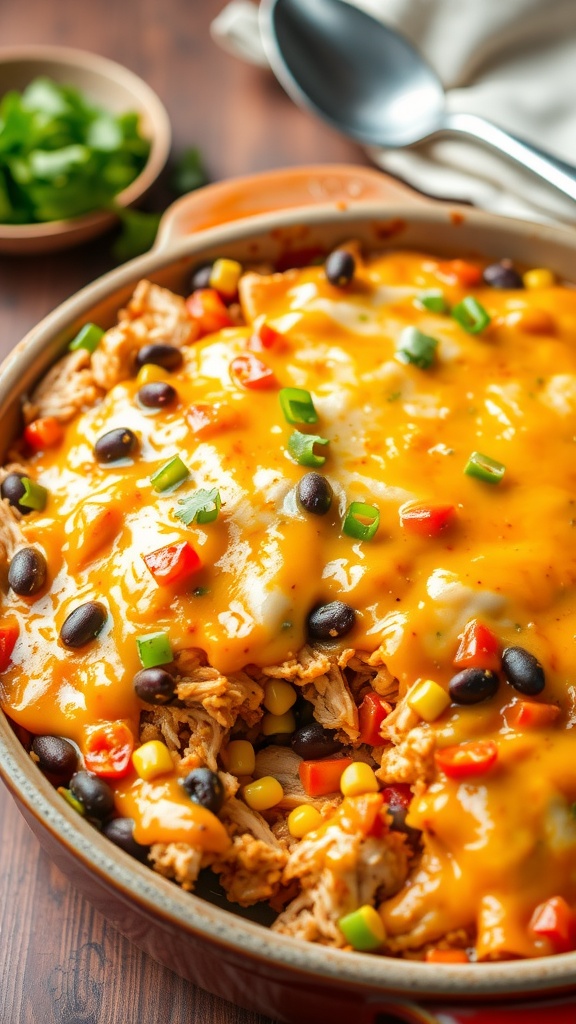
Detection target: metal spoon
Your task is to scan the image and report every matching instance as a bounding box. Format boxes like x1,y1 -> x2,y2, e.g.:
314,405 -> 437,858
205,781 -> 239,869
259,0 -> 576,203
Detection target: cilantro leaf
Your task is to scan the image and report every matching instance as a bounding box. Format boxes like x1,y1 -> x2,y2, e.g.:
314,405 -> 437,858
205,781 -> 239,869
175,488 -> 221,526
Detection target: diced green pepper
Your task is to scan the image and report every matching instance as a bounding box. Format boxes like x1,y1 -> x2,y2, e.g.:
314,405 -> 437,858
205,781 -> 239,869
338,905 -> 385,952
136,631 -> 173,669
464,451 -> 505,484
150,455 -> 190,493
19,477 -> 47,511
69,323 -> 104,354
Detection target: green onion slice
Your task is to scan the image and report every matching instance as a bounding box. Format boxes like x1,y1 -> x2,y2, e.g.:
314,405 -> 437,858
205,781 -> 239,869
396,326 -> 439,369
279,387 -> 318,425
69,323 -> 105,354
464,451 -> 505,484
452,296 -> 491,334
342,501 -> 380,541
288,430 -> 329,467
19,477 -> 47,511
136,631 -> 173,668
175,487 -> 221,525
150,455 -> 190,493
415,290 -> 448,314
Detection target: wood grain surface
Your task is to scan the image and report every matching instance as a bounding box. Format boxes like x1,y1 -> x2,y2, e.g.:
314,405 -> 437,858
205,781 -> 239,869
0,1 -> 365,1021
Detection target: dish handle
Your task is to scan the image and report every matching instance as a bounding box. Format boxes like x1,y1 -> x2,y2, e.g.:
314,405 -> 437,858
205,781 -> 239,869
362,998 -> 576,1024
152,163 -> 431,251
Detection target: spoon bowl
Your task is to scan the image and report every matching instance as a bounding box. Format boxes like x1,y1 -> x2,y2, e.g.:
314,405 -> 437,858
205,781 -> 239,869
260,0 -> 576,203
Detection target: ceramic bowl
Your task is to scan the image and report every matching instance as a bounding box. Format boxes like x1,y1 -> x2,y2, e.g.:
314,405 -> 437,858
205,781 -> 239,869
1,166 -> 575,1024
0,44 -> 171,253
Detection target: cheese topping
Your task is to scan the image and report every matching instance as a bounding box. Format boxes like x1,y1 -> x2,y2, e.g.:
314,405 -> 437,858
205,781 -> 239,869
2,249 -> 576,960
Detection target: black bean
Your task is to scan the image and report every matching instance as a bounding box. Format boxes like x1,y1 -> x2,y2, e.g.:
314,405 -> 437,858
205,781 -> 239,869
135,343 -> 183,372
483,259 -> 524,289
137,381 -> 177,409
133,667 -> 176,705
325,249 -> 356,287
102,817 -> 150,862
31,735 -> 78,781
1,472 -> 31,515
448,667 -> 500,705
8,547 -> 47,596
94,427 -> 139,464
181,767 -> 225,814
190,262 -> 213,291
60,601 -> 107,648
291,721 -> 342,760
502,646 -> 545,695
307,600 -> 356,641
383,792 -> 420,842
296,472 -> 333,516
69,770 -> 114,820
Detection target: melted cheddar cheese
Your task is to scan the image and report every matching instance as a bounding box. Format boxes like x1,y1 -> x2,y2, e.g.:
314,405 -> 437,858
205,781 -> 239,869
3,248 -> 576,959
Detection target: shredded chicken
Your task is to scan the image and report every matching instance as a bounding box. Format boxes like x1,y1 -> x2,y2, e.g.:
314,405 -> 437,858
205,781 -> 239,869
0,497 -> 27,565
376,700 -> 436,785
208,832 -> 288,907
273,823 -> 408,945
176,660 -> 263,730
261,644 -> 332,682
91,280 -> 198,389
149,842 -> 202,891
141,706 -> 224,772
302,664 -> 359,742
221,796 -> 284,849
23,349 -> 103,423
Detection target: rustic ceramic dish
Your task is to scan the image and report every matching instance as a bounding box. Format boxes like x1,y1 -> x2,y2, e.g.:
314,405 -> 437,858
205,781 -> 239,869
0,45 -> 171,253
0,166 -> 575,1023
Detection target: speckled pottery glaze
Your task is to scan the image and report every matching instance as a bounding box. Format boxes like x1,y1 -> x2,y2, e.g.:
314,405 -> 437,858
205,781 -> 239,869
1,166 -> 575,1024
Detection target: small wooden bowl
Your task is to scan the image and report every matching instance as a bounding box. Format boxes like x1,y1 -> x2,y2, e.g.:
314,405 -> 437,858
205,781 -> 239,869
0,45 -> 171,254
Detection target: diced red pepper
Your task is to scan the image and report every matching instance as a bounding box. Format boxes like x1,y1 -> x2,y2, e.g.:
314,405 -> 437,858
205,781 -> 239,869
529,896 -> 576,954
84,721 -> 134,778
142,541 -> 202,586
358,691 -> 392,746
425,949 -> 469,963
229,353 -> 277,390
399,500 -> 455,537
435,739 -> 498,780
299,756 -> 353,797
247,319 -> 288,352
507,700 -> 561,729
185,288 -> 233,335
453,618 -> 501,672
438,259 -> 483,287
0,621 -> 19,672
24,416 -> 64,451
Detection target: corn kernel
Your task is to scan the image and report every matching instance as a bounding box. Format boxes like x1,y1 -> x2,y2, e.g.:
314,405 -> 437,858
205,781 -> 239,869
263,680 -> 297,716
407,678 -> 451,722
226,739 -> 256,776
209,258 -> 243,298
243,775 -> 284,811
136,363 -> 168,386
288,804 -> 323,838
132,739 -> 174,780
338,905 -> 385,952
262,710 -> 296,736
523,267 -> 555,290
340,762 -> 380,797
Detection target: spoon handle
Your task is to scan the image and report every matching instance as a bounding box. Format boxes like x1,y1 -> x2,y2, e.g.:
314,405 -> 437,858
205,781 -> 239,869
443,111 -> 576,203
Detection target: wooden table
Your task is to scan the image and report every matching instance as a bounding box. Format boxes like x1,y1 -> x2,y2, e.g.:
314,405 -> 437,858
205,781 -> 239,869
0,2 -> 365,1021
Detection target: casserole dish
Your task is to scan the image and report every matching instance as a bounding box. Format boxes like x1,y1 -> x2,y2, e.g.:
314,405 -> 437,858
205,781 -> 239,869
0,164 -> 575,1023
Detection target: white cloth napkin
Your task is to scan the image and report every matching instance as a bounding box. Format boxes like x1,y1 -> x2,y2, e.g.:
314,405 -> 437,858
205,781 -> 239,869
211,0 -> 576,223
